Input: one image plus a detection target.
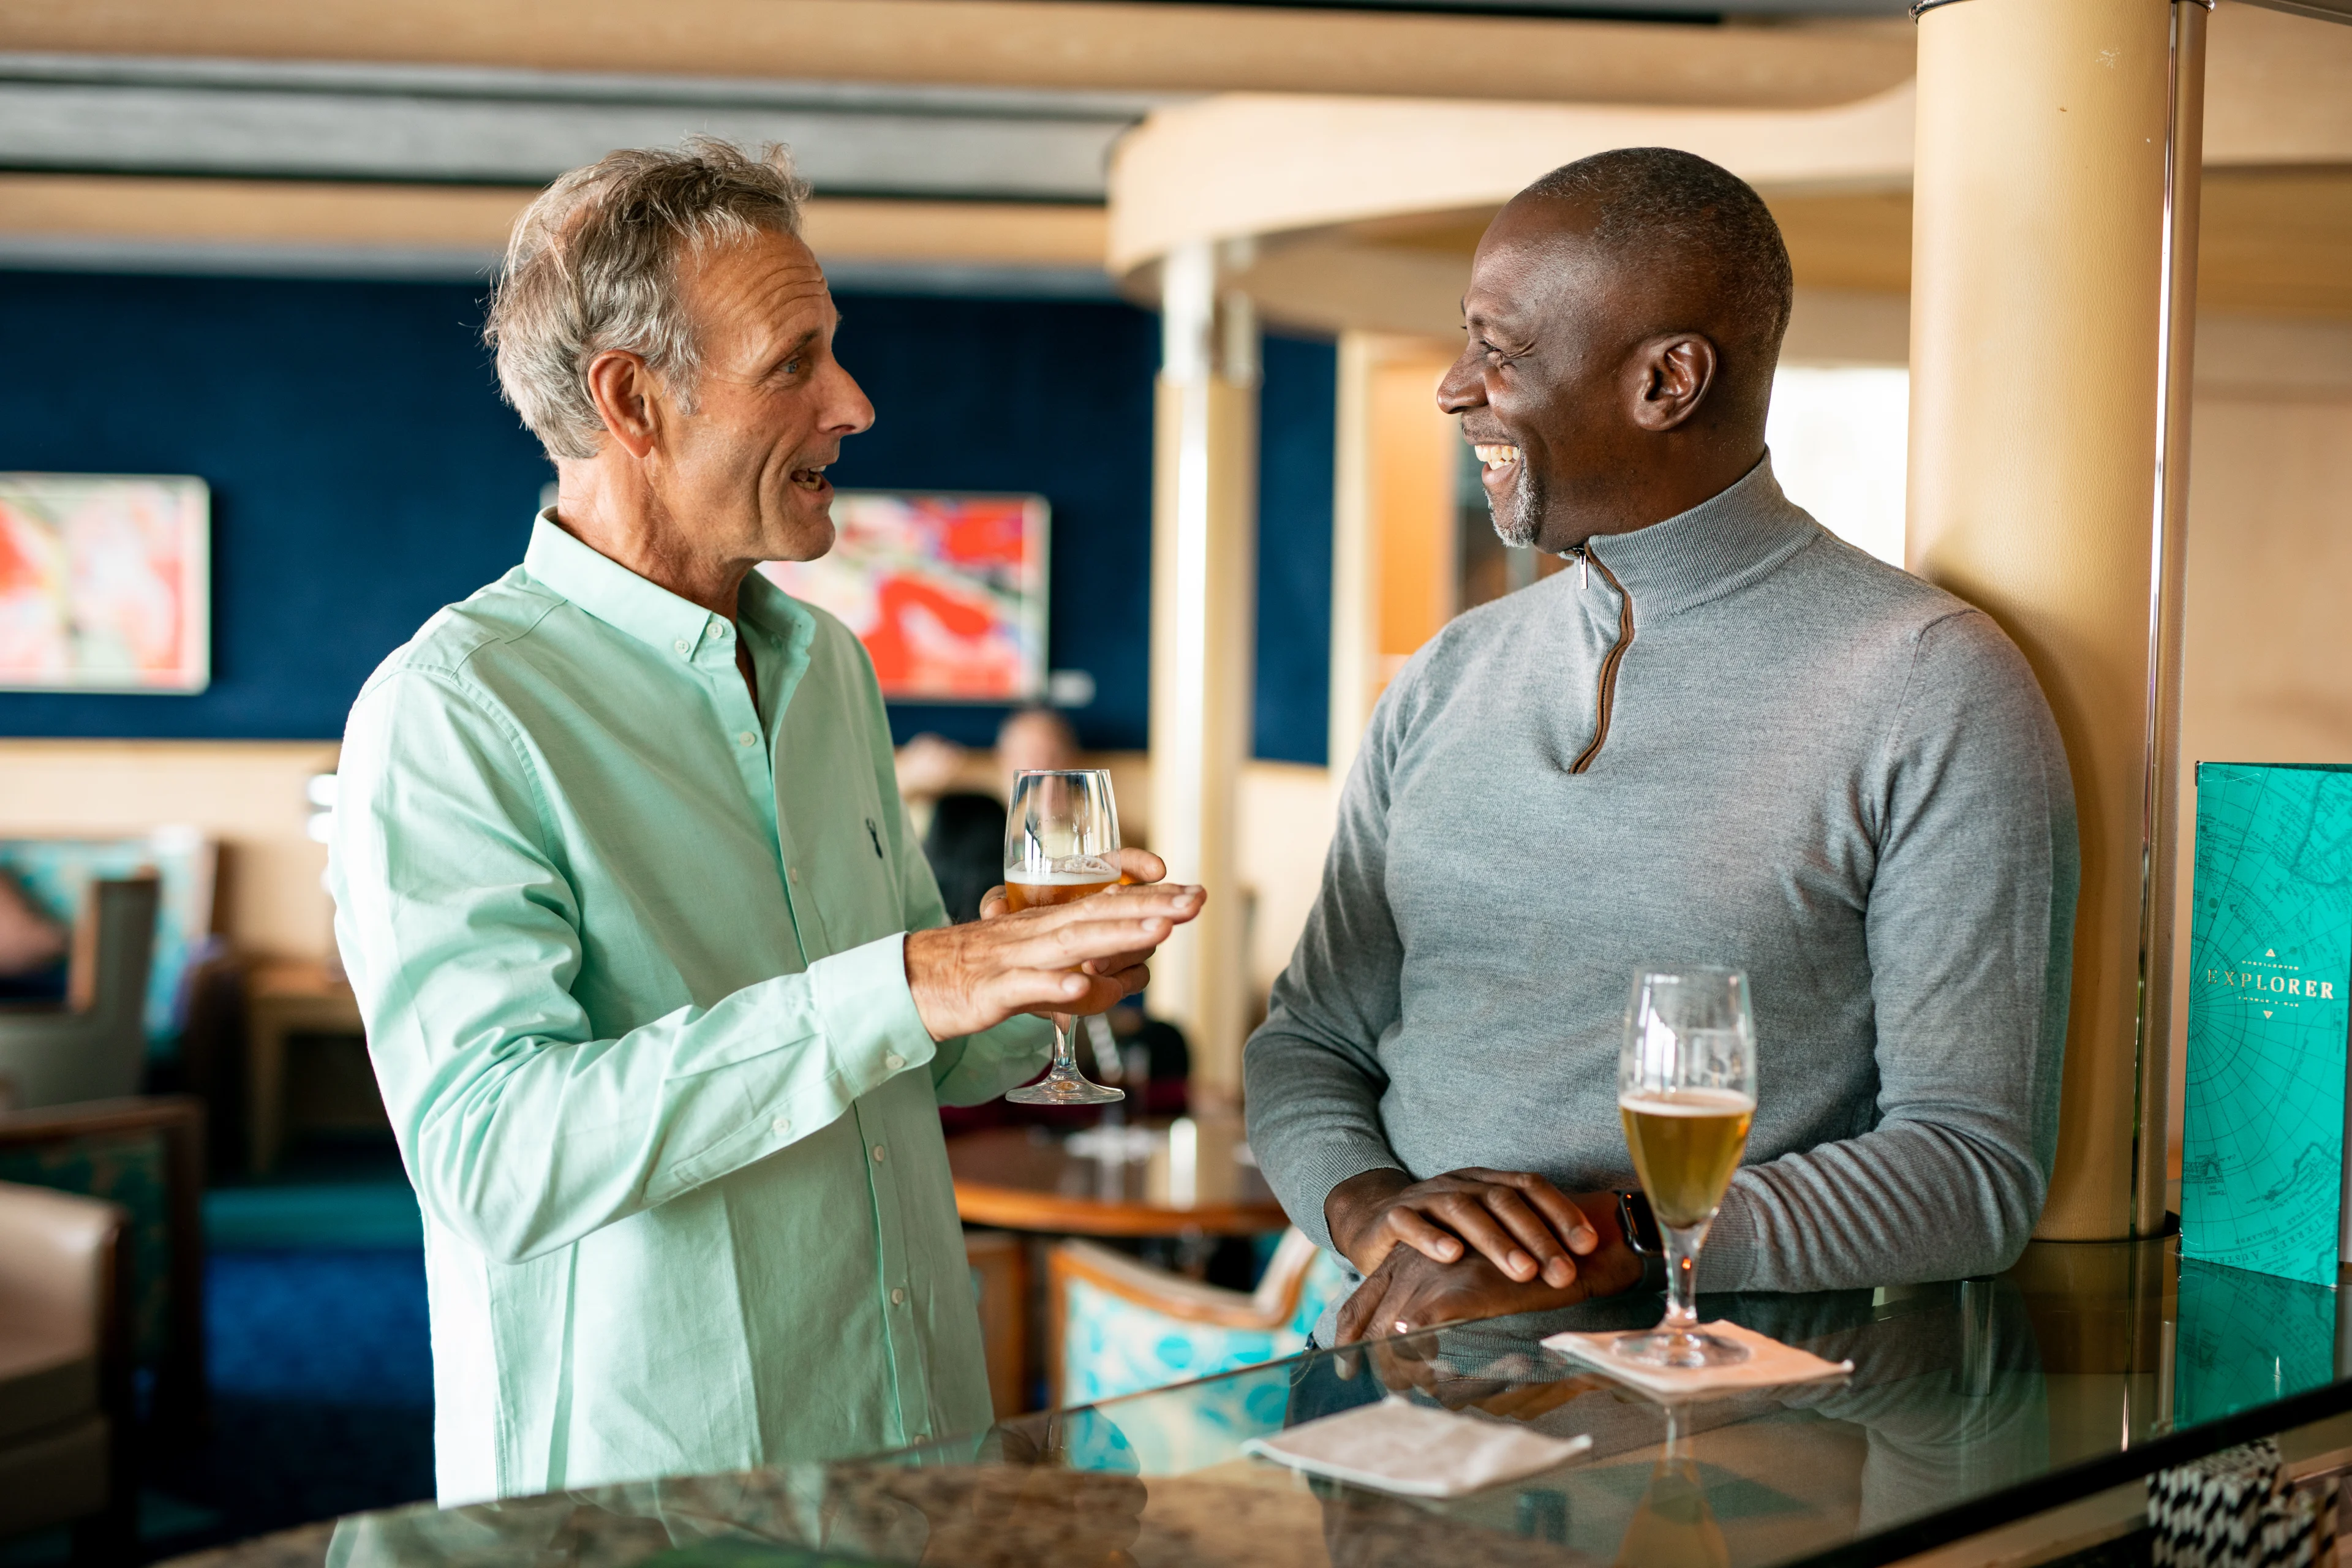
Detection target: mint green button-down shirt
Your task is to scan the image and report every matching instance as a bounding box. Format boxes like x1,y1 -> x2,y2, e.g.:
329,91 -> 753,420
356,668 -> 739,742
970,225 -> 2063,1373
328,515 -> 1050,1506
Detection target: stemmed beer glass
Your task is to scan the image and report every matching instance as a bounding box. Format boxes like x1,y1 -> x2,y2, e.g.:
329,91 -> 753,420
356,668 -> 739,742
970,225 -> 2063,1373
1002,768 -> 1126,1107
1613,966 -> 1758,1369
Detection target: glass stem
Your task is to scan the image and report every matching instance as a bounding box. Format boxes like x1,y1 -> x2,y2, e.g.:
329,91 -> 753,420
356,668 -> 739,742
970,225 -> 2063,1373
1661,1219 -> 1712,1335
1049,1014 -> 1075,1075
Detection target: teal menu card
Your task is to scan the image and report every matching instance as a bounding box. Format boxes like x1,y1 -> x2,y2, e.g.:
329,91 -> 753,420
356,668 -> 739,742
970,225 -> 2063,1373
2181,762 -> 2352,1287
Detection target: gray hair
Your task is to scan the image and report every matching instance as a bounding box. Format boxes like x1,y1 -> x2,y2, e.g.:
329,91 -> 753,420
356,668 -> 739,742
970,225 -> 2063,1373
485,137 -> 812,460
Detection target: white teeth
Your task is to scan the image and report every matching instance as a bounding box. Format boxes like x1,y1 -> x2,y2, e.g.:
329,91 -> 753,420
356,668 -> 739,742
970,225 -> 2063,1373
1473,443 -> 1521,472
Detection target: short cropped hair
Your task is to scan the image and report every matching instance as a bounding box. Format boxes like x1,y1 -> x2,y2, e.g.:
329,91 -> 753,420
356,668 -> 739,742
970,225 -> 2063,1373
1523,147 -> 1793,360
485,137 -> 810,460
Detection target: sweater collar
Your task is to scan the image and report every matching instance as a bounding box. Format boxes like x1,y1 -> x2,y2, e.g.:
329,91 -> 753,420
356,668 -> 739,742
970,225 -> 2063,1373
1573,453 -> 1822,619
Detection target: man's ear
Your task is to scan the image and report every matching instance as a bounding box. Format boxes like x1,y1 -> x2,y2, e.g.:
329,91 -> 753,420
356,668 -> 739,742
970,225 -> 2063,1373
1627,333 -> 1718,432
582,349 -> 665,461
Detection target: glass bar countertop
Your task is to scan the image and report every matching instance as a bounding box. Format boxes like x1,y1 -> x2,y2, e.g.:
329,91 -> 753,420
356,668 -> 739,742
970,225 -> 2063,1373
198,1238 -> 2352,1568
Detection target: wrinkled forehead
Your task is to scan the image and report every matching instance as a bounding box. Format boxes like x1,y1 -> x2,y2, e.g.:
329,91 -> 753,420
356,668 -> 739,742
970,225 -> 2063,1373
677,227 -> 837,339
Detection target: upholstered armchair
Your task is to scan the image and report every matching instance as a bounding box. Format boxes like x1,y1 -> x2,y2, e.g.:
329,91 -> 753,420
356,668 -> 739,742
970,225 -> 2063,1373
1047,1227 -> 1349,1408
0,878 -> 159,1114
0,1180 -> 133,1556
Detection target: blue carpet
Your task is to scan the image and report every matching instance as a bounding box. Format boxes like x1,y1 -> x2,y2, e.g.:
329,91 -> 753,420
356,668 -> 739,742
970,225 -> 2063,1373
206,1250 -> 433,1408
126,1248 -> 435,1559
172,1248 -> 435,1543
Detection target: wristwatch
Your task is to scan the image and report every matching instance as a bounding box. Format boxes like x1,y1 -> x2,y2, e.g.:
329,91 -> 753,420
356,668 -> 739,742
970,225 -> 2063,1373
1615,1190 -> 1672,1294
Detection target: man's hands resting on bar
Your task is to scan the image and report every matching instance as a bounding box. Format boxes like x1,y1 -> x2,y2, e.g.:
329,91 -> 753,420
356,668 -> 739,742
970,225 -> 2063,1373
903,846 -> 1202,1042
1324,1167 -> 1646,1343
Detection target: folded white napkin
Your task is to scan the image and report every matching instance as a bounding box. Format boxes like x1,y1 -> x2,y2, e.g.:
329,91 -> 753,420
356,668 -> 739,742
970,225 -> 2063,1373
1540,1320 -> 1853,1398
1240,1395 -> 1593,1499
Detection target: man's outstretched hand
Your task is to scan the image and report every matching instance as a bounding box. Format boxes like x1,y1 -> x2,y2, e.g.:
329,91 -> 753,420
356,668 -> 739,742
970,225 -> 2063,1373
903,846 -> 1202,1041
1326,1167 -> 1602,1290
1332,1196 -> 1645,1344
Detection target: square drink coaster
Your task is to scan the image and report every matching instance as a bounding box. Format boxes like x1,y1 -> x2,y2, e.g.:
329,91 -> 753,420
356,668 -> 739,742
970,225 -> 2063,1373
1541,1321 -> 1853,1398
1241,1395 -> 1593,1499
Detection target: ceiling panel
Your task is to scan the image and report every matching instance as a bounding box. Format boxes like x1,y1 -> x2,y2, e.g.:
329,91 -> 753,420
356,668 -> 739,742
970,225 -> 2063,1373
0,55 -> 1163,201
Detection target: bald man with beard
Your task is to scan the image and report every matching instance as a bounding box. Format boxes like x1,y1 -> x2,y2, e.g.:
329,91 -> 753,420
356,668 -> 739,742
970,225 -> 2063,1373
1243,148 -> 2080,1343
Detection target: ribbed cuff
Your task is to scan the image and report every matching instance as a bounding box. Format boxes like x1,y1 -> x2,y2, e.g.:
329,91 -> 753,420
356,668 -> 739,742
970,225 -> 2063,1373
1696,1179 -> 1760,1292
1280,1141 -> 1409,1254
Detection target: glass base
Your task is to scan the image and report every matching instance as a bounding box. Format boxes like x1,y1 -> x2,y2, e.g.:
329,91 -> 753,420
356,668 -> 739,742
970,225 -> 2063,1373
1611,1328 -> 1752,1370
1006,1069 -> 1124,1106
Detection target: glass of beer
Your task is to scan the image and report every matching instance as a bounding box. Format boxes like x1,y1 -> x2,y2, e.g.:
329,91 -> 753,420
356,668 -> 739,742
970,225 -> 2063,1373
1614,965 -> 1757,1369
1002,768 -> 1126,1107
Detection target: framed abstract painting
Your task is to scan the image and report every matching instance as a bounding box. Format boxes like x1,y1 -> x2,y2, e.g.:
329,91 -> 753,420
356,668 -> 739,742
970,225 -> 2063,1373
0,472 -> 210,693
760,490 -> 1048,703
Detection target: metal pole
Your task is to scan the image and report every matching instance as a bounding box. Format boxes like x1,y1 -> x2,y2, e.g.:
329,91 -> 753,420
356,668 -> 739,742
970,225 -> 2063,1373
2130,0 -> 2209,1237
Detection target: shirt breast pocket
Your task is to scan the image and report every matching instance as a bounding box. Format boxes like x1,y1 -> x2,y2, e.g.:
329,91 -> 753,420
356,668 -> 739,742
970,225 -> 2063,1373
820,786 -> 914,952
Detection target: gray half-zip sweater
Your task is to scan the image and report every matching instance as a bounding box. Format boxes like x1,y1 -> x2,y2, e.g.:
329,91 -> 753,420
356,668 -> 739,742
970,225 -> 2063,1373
1244,456 -> 2079,1304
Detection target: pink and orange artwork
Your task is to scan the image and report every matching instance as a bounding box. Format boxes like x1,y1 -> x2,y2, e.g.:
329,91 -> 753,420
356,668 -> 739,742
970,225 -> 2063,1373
0,473 -> 210,693
761,491 -> 1047,702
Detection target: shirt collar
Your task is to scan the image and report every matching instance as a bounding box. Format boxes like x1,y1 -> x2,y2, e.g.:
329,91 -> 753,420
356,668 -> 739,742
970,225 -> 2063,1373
521,510 -> 807,657
1574,451 -> 1823,620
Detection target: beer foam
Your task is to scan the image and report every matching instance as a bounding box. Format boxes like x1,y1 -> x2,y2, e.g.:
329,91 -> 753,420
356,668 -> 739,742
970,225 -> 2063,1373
1618,1088 -> 1756,1116
1006,862 -> 1118,884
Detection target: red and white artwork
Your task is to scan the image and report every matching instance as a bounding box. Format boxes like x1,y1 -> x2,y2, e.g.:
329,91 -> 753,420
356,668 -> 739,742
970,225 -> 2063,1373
0,473 -> 210,693
761,491 -> 1047,702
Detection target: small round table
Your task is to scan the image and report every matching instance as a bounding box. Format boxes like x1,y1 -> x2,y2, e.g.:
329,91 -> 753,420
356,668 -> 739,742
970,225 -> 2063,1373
946,1119 -> 1288,1237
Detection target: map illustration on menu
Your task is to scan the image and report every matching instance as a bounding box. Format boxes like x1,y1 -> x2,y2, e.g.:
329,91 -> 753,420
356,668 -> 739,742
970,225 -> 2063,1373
2180,762 -> 2352,1287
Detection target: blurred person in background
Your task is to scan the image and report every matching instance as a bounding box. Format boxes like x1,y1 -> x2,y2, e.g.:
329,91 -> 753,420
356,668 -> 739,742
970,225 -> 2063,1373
902,708 -> 1196,1127
330,138 -> 1200,1504
911,707 -> 1083,925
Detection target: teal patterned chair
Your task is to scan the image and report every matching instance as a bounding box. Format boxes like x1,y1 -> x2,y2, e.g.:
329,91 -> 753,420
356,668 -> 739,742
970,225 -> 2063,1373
1047,1228 -> 1349,1409
0,832 -> 218,1064
0,878 -> 158,1111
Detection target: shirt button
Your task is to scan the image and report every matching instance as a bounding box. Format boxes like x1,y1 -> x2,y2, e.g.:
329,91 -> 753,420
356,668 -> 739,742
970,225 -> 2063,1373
673,638 -> 692,656
871,1144 -> 887,1163
884,1053 -> 906,1071
788,867 -> 802,886
891,1288 -> 906,1306
714,621 -> 733,640
770,1115 -> 791,1136
737,731 -> 758,747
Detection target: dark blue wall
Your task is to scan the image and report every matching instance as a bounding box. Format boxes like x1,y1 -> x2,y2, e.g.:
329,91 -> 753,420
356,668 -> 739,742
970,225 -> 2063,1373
826,290 -> 1156,752
0,270 -> 1332,762
0,271 -> 546,741
1254,335 -> 1335,767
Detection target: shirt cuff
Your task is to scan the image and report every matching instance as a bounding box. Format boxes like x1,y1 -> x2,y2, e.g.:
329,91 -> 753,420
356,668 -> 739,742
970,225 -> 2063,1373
807,932 -> 938,1099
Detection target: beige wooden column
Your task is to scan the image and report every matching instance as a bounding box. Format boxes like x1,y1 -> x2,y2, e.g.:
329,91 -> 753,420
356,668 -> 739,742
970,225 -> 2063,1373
1150,240 -> 1259,1098
1908,0 -> 2206,1240
1327,333 -> 1462,780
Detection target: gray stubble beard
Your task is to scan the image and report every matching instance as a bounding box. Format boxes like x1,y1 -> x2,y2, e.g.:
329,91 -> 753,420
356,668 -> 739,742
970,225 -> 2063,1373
1488,466 -> 1544,551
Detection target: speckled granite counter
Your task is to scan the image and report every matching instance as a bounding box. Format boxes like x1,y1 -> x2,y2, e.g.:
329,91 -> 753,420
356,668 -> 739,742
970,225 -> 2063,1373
164,1240 -> 2352,1568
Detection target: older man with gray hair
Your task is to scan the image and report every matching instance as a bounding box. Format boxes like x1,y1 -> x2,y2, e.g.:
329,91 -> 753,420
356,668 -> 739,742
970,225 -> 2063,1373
329,138 -> 1201,1504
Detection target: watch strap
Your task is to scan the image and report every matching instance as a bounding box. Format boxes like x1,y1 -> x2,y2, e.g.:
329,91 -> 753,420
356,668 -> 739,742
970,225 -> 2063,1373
1615,1189 -> 1672,1296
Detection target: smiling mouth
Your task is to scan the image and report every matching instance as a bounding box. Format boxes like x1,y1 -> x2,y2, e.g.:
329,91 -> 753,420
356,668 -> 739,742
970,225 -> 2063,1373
1472,443 -> 1521,474
790,463 -> 831,494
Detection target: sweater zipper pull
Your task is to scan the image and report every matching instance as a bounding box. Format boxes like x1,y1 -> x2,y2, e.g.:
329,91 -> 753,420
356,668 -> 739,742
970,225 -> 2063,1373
1571,545 -> 1589,590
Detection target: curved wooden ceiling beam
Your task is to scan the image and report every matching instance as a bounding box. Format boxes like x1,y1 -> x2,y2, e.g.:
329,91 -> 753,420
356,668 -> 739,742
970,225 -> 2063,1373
0,0 -> 1917,108
1106,85 -> 1917,273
